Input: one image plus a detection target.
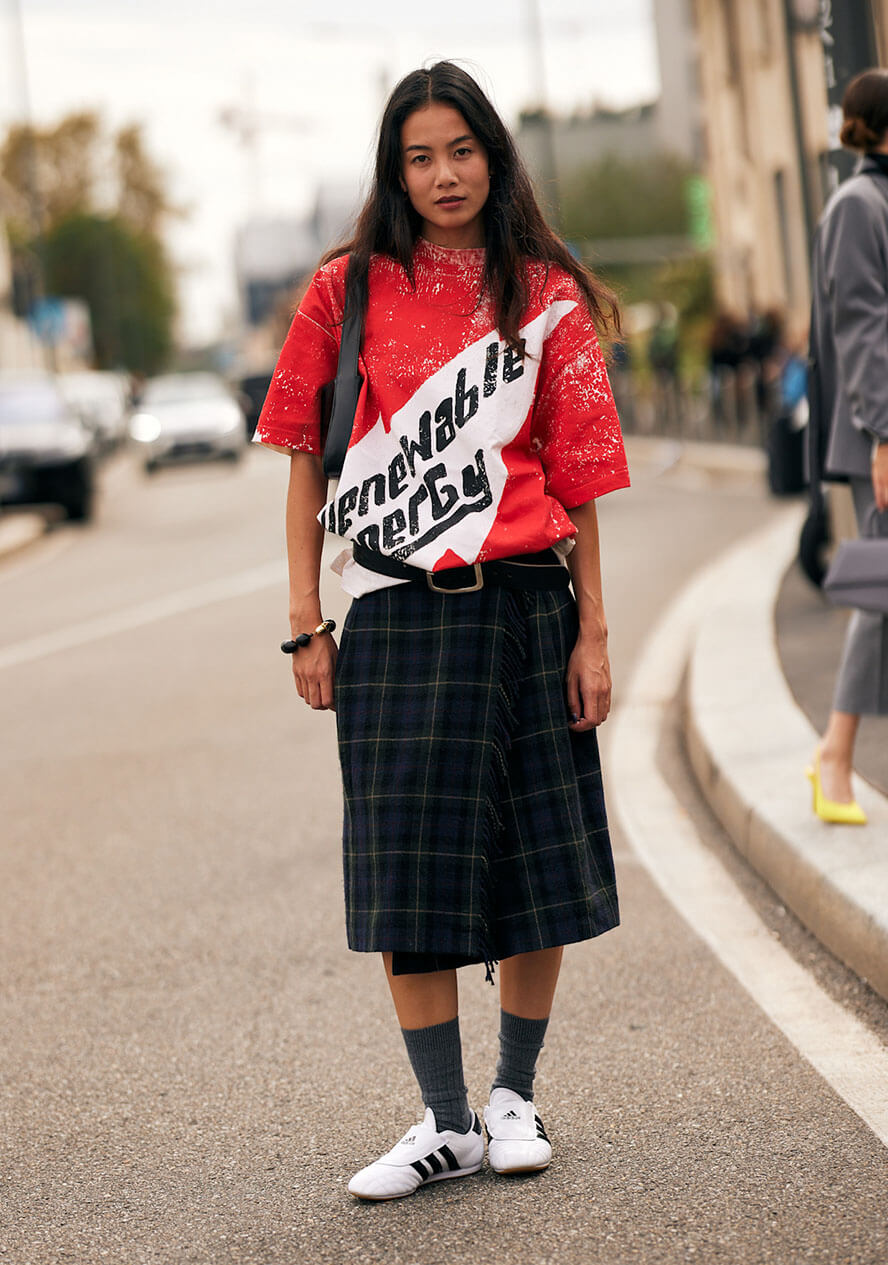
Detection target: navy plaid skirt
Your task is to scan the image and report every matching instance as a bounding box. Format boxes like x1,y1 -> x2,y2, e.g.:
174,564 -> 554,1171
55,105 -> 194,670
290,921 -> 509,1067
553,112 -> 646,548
334,581 -> 619,972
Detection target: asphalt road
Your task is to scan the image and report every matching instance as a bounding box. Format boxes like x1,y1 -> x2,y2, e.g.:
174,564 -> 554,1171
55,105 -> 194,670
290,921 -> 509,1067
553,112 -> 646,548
1,447 -> 886,1265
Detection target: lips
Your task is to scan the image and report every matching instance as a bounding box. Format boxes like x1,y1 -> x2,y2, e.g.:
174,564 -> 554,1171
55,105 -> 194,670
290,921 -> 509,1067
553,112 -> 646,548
435,196 -> 465,206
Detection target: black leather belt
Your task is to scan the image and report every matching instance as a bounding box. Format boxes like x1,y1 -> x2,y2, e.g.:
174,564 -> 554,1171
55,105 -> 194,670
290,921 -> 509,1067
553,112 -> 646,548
352,544 -> 571,593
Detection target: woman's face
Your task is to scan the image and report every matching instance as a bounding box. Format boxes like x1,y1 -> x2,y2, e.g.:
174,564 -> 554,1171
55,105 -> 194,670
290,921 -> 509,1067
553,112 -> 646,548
400,103 -> 490,249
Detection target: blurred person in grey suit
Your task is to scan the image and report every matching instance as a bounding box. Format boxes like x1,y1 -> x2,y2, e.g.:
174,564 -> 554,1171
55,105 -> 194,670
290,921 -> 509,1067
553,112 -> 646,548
807,69 -> 888,825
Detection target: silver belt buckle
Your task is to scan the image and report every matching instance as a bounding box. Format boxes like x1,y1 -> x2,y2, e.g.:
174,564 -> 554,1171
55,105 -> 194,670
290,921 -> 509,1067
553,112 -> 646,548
426,562 -> 484,594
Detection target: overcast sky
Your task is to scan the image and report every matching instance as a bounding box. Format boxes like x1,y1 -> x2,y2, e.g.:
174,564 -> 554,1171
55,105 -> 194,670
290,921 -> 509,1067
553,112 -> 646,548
1,1 -> 660,345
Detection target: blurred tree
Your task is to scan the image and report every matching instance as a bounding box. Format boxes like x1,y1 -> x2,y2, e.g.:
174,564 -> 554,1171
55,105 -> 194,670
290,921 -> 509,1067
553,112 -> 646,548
561,153 -> 694,241
560,153 -> 717,380
43,214 -> 174,375
114,124 -> 178,236
1,111 -> 99,232
0,112 -> 179,369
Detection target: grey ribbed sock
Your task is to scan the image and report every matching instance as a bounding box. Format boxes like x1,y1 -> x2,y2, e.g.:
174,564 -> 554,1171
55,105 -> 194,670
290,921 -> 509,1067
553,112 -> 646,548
401,1018 -> 472,1134
491,1009 -> 549,1100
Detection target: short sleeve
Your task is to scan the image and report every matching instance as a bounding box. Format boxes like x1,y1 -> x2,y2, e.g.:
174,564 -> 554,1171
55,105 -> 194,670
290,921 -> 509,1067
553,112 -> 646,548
253,263 -> 343,455
531,287 -> 630,508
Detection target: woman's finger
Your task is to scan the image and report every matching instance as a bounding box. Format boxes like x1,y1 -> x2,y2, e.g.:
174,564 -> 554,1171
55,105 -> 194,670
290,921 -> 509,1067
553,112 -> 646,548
569,677 -> 609,730
566,671 -> 582,724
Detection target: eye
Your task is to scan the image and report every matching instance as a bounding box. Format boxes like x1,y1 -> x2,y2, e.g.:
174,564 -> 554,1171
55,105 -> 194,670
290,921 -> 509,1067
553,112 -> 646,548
410,154 -> 430,166
454,146 -> 473,158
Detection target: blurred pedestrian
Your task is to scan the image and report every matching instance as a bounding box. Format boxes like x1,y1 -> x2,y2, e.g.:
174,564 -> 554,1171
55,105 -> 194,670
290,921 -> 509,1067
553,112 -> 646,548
765,325 -> 808,496
748,307 -> 785,429
647,302 -> 680,431
608,335 -> 636,430
806,69 -> 888,825
707,309 -> 747,431
254,62 -> 630,1199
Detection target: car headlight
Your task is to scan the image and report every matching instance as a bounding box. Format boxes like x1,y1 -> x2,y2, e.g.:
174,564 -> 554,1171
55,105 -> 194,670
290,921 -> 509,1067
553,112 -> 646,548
129,412 -> 162,443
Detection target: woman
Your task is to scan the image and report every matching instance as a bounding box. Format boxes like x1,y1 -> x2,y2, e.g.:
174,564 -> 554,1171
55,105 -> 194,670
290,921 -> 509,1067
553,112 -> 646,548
255,62 -> 630,1199
807,69 -> 888,825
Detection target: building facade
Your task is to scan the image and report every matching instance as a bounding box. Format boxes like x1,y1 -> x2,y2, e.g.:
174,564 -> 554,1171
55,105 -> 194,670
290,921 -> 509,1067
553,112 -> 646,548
693,0 -> 888,332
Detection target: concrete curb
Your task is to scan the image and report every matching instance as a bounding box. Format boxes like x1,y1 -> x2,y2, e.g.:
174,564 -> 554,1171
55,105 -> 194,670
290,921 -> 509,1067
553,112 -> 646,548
683,506 -> 888,1002
623,433 -> 768,487
0,512 -> 46,561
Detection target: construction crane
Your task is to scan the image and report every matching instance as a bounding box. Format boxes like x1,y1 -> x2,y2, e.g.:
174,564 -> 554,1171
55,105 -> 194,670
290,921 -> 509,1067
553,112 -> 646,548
219,78 -> 312,214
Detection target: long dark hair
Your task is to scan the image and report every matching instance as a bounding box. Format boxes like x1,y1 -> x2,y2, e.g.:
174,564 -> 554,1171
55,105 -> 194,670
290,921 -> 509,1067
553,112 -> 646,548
322,61 -> 620,349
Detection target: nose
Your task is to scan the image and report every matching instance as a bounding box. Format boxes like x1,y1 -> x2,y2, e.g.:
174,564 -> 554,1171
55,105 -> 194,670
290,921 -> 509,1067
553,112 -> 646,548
434,158 -> 457,187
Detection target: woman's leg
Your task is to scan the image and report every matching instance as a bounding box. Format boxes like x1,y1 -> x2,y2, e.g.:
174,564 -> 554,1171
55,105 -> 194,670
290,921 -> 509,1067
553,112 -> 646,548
347,958 -> 482,1199
484,948 -> 563,1175
382,955 -> 471,1135
498,946 -> 563,1019
492,947 -> 563,1101
817,711 -> 861,803
817,476 -> 888,803
383,953 -> 458,1028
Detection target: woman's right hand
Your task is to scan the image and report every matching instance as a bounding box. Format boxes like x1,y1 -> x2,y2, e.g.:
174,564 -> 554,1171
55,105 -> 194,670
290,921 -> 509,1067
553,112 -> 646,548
291,635 -> 338,711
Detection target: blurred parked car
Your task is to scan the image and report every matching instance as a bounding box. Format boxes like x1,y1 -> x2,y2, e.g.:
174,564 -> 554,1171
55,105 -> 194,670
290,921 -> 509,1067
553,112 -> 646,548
235,370 -> 273,440
59,370 -> 129,453
128,373 -> 247,473
0,372 -> 96,521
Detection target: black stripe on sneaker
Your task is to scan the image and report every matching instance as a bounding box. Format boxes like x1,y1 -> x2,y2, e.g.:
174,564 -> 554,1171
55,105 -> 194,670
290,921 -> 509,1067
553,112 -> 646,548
535,1116 -> 550,1142
410,1160 -> 430,1179
437,1144 -> 461,1172
425,1151 -> 444,1175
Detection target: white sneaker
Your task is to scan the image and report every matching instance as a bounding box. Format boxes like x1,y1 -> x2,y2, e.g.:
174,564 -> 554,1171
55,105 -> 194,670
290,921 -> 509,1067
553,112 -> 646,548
347,1108 -> 484,1201
483,1087 -> 552,1174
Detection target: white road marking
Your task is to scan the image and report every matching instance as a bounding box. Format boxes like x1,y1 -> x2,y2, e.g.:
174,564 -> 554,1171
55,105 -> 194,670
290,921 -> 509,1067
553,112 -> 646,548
609,513 -> 888,1149
0,559 -> 284,671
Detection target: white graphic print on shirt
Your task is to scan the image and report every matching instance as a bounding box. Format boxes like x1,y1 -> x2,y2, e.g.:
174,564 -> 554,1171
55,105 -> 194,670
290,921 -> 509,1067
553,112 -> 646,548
320,302 -> 576,590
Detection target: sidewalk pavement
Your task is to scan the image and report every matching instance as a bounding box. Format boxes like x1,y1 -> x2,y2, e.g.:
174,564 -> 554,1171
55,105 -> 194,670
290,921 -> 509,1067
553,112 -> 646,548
4,443 -> 886,1004
0,510 -> 46,559
621,436 -> 888,1003
670,463 -> 888,1005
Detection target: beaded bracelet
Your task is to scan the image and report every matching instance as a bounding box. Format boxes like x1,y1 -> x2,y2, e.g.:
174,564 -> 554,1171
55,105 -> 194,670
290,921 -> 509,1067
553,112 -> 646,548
280,619 -> 337,654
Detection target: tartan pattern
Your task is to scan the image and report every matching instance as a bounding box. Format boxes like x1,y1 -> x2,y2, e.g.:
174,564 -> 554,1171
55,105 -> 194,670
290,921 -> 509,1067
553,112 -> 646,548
334,582 -> 619,964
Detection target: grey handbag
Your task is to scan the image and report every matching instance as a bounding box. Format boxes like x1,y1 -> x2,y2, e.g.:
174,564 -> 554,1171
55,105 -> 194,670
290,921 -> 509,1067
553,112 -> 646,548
823,506 -> 888,614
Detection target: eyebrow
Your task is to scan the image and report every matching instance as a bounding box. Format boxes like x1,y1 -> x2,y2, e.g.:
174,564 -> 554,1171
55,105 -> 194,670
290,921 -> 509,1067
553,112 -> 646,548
404,134 -> 474,153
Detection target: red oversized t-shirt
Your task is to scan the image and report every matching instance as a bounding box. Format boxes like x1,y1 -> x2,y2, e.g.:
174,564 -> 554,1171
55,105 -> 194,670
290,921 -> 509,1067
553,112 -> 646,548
255,238 -> 630,596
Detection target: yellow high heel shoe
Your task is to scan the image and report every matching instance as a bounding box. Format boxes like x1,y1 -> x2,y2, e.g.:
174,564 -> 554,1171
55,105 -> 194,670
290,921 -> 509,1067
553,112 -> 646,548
805,755 -> 867,825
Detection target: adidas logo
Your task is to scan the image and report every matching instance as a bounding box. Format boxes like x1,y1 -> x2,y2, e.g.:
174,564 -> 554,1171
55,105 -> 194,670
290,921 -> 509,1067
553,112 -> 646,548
402,1134 -> 416,1145
502,1110 -> 520,1120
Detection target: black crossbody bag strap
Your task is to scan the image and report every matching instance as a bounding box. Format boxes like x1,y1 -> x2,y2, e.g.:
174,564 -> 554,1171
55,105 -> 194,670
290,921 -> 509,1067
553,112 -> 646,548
322,255 -> 366,479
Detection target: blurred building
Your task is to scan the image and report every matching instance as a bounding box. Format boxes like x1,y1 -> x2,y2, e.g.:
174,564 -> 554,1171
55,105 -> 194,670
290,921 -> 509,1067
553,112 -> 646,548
516,5 -> 706,239
693,0 -> 888,332
653,0 -> 706,164
233,181 -> 357,370
517,102 -> 662,181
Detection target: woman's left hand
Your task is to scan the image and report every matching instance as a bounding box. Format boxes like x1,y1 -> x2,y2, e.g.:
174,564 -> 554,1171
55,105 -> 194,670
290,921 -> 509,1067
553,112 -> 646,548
873,442 -> 888,513
566,632 -> 612,731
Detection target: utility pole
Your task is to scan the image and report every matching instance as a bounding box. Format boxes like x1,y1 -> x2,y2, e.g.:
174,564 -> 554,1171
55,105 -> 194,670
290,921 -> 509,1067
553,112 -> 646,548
219,76 -> 312,218
524,0 -> 561,232
817,0 -> 879,191
7,0 -> 51,367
